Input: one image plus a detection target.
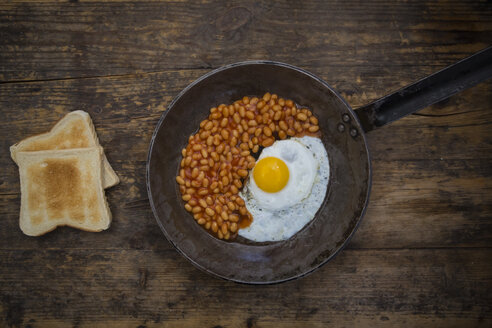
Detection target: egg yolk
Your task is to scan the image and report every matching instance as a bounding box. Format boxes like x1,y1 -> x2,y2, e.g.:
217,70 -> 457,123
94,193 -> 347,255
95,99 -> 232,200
253,157 -> 289,193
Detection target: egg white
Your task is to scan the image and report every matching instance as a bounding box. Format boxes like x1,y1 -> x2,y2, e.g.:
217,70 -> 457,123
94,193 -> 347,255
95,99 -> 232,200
247,138 -> 317,211
238,136 -> 329,242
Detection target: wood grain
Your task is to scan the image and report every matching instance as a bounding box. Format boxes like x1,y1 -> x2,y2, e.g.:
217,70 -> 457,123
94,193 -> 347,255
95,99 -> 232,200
1,0 -> 491,81
1,249 -> 491,327
0,0 -> 491,327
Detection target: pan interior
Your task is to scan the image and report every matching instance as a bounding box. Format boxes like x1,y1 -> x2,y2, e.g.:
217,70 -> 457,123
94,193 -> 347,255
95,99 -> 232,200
147,62 -> 371,284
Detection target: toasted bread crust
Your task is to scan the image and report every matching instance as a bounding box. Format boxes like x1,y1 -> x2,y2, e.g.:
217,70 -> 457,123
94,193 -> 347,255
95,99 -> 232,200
10,110 -> 119,189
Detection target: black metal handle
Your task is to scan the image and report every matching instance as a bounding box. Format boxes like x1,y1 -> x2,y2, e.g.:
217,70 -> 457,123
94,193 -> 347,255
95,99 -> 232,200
355,46 -> 492,132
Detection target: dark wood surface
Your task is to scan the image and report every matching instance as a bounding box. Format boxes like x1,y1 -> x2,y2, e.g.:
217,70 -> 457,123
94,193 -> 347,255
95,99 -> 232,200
1,1 -> 491,327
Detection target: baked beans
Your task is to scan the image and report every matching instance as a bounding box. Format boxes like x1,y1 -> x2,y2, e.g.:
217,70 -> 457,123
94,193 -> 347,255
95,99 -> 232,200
176,93 -> 321,240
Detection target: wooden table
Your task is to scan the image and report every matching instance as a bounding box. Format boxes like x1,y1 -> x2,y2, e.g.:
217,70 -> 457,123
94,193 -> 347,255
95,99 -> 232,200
1,1 -> 491,327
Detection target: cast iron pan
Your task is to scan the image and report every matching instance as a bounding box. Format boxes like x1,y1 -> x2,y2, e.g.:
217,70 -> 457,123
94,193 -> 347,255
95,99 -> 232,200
147,47 -> 491,284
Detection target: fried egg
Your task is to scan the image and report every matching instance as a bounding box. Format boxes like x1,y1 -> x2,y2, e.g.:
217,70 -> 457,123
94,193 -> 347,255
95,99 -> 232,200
238,136 -> 329,242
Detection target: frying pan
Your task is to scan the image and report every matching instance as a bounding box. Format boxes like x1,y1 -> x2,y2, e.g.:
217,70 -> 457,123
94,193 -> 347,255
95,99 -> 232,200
147,46 -> 492,284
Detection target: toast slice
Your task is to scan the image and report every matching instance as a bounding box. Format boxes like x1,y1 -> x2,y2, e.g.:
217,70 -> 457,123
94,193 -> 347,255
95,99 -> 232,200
10,110 -> 119,189
16,148 -> 112,236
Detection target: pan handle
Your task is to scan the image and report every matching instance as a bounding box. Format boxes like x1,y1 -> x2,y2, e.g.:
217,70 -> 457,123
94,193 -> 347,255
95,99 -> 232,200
355,46 -> 492,133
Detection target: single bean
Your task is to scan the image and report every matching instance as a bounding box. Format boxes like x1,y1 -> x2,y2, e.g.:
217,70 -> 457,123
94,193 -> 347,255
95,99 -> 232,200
244,111 -> 254,120
262,138 -> 274,147
221,129 -> 229,140
221,222 -> 228,235
199,199 -> 208,208
238,169 -> 248,177
241,120 -> 249,131
221,211 -> 229,221
259,106 -> 269,114
198,188 -> 209,196
297,112 -> 308,121
239,106 -> 246,117
204,121 -> 213,130
279,120 -> 288,131
309,125 -> 320,132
